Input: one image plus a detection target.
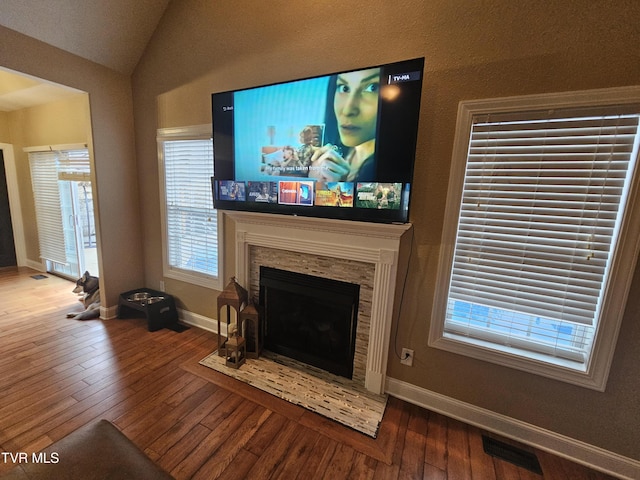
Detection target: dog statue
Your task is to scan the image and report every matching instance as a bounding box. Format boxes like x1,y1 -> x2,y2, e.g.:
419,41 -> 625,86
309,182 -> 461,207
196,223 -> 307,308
67,271 -> 101,320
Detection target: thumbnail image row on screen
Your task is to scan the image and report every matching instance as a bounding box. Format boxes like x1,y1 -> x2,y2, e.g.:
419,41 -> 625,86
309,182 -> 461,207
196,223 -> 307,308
216,180 -> 404,210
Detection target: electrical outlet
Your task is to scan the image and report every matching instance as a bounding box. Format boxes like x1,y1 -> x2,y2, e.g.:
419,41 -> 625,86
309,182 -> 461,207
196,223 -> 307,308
401,348 -> 414,366
159,280 -> 165,292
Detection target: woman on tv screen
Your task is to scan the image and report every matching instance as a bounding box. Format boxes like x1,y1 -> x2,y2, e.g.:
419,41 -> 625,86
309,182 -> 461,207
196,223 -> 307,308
308,67 -> 381,183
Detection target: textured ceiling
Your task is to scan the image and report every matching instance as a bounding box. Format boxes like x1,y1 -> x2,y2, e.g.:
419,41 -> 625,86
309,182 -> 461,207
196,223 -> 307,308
0,0 -> 170,111
0,0 -> 170,74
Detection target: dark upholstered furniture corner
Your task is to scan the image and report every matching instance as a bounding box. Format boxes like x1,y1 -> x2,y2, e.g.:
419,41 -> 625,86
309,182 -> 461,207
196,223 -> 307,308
0,420 -> 174,480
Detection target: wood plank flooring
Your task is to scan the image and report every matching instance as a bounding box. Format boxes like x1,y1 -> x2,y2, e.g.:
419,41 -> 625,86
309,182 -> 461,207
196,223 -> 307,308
0,266 -> 618,479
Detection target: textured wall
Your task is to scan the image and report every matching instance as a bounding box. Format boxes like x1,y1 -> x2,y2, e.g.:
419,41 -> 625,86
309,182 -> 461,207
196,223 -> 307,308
132,0 -> 640,460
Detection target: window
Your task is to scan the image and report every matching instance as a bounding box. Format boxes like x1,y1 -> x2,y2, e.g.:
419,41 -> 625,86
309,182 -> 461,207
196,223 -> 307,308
430,87 -> 640,390
158,125 -> 222,290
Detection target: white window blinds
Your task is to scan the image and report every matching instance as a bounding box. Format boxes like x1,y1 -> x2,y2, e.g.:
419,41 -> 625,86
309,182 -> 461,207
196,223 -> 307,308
58,149 -> 91,181
162,138 -> 218,279
28,148 -> 91,265
444,109 -> 640,364
29,151 -> 67,264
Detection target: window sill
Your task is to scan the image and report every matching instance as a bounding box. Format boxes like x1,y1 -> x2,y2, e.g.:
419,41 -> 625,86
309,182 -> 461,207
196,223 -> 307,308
163,267 -> 222,291
428,332 -> 606,391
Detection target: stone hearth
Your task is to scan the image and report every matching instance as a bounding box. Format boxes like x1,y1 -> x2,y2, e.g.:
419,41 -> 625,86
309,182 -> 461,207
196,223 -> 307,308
230,212 -> 412,395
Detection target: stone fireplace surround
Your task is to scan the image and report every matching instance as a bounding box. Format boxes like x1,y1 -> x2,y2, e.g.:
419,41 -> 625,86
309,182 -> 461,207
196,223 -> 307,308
230,211 -> 412,395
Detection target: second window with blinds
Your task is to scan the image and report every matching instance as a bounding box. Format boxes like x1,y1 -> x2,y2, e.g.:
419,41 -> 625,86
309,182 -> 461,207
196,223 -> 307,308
158,125 -> 222,290
430,87 -> 640,390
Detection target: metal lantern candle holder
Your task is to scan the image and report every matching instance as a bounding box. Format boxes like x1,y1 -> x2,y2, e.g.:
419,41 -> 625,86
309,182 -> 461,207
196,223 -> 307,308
216,277 -> 248,357
225,333 -> 246,369
240,299 -> 263,359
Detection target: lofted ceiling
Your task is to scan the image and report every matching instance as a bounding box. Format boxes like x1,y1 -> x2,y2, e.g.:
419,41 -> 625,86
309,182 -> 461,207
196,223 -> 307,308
0,0 -> 170,111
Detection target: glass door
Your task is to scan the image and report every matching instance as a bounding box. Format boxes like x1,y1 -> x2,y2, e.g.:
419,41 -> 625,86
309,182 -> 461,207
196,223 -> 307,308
29,148 -> 98,280
48,179 -> 98,279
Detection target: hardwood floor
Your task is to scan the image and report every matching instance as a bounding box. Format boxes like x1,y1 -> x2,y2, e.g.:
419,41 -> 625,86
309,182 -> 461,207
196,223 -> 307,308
0,266 -> 618,479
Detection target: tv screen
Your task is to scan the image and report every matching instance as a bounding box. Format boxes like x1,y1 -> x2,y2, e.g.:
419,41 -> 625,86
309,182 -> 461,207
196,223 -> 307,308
212,57 -> 424,223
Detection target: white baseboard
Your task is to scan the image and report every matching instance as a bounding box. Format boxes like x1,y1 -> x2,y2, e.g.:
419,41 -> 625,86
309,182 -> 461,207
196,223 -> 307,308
100,304 -> 220,331
178,308 -> 225,335
25,259 -> 44,271
100,304 -> 118,320
385,377 -> 639,480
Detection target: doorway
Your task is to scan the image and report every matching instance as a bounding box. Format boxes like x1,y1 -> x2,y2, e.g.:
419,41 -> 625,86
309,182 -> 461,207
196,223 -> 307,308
0,67 -> 96,278
0,150 -> 17,267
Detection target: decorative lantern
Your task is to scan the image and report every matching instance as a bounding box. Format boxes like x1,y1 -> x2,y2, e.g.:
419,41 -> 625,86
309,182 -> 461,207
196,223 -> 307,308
225,333 -> 246,369
240,299 -> 263,359
217,277 -> 248,357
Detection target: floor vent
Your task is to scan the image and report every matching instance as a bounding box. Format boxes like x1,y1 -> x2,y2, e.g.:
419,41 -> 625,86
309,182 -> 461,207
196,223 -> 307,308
31,274 -> 48,280
482,435 -> 543,475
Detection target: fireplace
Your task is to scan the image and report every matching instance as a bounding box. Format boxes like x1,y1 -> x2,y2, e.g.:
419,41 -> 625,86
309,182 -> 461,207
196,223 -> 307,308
259,266 -> 360,379
230,211 -> 412,394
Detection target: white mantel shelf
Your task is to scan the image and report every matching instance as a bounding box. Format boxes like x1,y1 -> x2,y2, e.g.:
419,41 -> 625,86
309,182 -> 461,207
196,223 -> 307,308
228,211 -> 413,394
228,211 -> 412,238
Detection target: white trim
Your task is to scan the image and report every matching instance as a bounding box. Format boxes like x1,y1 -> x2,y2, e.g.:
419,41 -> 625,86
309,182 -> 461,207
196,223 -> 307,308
0,143 -> 27,266
25,259 -> 45,271
100,304 -> 118,320
23,143 -> 88,153
106,305 -> 219,332
177,308 -> 222,334
429,85 -> 640,390
157,124 -> 211,140
386,377 -> 640,480
157,125 -> 223,291
162,258 -> 223,291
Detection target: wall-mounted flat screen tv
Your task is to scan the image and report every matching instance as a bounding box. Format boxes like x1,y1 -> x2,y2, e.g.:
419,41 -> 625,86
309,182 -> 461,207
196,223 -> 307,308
211,57 -> 424,223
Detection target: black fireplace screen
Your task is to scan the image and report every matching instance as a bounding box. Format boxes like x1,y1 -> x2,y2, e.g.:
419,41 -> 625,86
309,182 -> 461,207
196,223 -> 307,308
259,266 -> 360,379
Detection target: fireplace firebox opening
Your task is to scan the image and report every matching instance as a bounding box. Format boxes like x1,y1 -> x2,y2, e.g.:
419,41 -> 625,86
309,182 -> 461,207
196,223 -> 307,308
259,266 -> 360,379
